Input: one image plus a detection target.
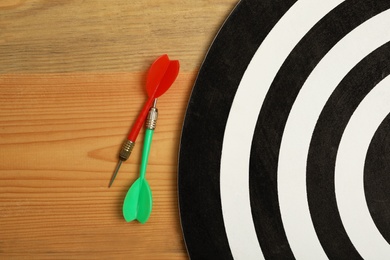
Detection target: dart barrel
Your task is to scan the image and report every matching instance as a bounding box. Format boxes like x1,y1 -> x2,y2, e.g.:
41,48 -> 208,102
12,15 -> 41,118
119,139 -> 135,161
145,107 -> 158,130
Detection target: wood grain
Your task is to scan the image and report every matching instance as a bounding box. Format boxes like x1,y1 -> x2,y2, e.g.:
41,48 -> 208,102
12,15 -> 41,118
0,72 -> 194,259
0,0 -> 238,73
0,0 -> 238,259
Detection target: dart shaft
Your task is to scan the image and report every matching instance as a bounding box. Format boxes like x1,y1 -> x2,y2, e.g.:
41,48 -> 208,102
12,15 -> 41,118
127,96 -> 155,142
139,129 -> 154,180
140,99 -> 158,179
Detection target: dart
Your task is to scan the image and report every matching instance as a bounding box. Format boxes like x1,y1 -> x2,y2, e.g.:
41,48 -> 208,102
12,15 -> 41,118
109,54 -> 179,187
122,99 -> 158,223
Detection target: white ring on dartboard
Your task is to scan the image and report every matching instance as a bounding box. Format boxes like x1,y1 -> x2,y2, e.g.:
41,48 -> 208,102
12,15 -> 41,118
221,2 -> 390,260
220,0 -> 343,259
279,8 -> 390,260
335,76 -> 390,259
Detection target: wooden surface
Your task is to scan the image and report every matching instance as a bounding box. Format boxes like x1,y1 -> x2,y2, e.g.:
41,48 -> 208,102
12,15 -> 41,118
0,1 -> 238,259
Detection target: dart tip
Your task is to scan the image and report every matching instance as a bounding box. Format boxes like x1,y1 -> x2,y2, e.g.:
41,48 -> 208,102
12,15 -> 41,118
108,160 -> 123,188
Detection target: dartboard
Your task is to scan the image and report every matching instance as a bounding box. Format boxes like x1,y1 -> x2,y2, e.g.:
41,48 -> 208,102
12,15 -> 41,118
178,0 -> 390,259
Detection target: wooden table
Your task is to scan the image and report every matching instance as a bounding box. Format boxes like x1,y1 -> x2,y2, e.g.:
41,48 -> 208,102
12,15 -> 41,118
0,1 -> 238,259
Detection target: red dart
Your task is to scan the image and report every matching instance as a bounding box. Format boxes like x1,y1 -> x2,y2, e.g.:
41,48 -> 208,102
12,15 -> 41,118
109,55 -> 180,187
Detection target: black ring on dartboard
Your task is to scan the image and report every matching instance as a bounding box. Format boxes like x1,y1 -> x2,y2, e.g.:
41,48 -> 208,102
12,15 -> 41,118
365,112 -> 390,245
306,41 -> 390,259
179,0 -> 296,259
179,0 -> 390,259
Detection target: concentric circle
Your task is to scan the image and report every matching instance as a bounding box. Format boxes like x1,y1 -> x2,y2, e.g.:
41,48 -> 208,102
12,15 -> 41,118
179,0 -> 390,259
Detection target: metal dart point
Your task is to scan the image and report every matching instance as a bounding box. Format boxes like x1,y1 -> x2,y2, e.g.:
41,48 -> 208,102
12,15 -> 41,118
109,139 -> 135,187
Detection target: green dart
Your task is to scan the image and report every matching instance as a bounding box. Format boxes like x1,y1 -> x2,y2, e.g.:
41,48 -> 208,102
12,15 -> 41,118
122,99 -> 158,223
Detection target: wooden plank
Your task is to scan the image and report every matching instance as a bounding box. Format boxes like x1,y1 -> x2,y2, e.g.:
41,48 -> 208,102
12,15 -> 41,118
0,72 -> 195,259
0,0 -> 238,73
